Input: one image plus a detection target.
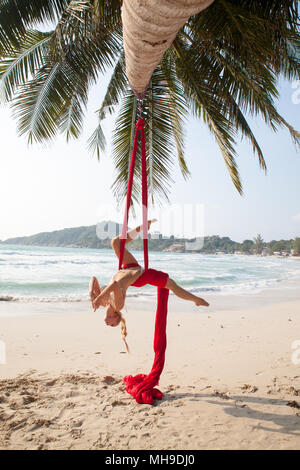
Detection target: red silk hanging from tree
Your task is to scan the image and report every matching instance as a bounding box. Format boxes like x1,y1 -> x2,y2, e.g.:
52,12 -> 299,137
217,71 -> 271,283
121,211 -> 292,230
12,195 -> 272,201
118,118 -> 148,272
118,117 -> 169,405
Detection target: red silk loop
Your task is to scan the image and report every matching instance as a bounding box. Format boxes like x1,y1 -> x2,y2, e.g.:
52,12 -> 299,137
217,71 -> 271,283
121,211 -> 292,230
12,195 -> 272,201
118,114 -> 169,405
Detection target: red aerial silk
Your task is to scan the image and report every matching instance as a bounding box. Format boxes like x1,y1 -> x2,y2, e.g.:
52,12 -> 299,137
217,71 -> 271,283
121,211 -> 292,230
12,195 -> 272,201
118,118 -> 148,272
118,118 -> 169,405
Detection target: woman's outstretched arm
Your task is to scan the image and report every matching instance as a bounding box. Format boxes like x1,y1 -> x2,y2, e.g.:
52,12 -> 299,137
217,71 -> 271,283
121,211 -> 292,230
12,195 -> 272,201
92,280 -> 124,311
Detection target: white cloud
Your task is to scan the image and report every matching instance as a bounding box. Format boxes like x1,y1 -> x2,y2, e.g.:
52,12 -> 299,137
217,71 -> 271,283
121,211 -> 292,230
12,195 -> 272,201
292,213 -> 300,222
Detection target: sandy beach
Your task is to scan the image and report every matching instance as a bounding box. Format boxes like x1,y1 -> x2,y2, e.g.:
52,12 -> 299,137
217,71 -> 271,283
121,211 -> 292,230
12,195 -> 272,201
0,284 -> 300,450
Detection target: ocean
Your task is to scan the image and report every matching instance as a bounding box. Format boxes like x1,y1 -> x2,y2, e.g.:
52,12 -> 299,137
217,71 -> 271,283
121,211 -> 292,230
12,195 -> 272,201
1,244 -> 300,303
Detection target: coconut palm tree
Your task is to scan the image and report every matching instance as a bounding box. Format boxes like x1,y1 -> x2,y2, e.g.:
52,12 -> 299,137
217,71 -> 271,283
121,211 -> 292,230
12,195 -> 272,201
0,0 -> 299,205
253,233 -> 264,254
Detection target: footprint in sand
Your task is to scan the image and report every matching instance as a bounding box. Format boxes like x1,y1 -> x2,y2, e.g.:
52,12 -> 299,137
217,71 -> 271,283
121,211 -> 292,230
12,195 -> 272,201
22,395 -> 36,405
7,418 -> 28,432
28,418 -> 51,432
241,384 -> 258,393
45,379 -> 57,387
102,376 -> 118,385
71,419 -> 83,428
111,400 -> 128,407
52,402 -> 75,421
71,428 -> 82,439
213,390 -> 231,400
65,390 -> 80,398
288,386 -> 300,396
287,400 -> 300,410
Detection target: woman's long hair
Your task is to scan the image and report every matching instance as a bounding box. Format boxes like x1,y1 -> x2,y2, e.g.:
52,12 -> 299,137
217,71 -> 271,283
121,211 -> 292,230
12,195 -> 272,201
116,311 -> 129,353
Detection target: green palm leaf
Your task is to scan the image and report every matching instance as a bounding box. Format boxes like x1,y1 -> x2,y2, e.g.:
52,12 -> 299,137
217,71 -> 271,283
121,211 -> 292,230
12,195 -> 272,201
87,52 -> 127,157
8,21 -> 121,144
87,52 -> 127,158
0,0 -> 69,52
13,62 -> 64,143
58,81 -> 88,141
111,90 -> 139,205
97,52 -> 127,121
173,38 -> 243,193
160,52 -> 190,180
0,30 -> 53,103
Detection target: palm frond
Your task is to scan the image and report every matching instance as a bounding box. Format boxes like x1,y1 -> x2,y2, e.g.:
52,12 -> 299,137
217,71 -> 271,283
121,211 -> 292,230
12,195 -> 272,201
230,102 -> 266,171
58,81 -> 88,141
12,53 -> 100,144
6,11 -> 123,144
173,38 -> 243,193
87,123 -> 106,158
88,52 -> 128,158
12,62 -> 68,143
173,1 -> 300,191
0,30 -> 53,103
93,0 -> 122,24
176,39 -> 267,170
0,0 -> 68,52
205,113 -> 243,195
111,62 -> 190,205
50,0 -> 122,63
111,90 -> 139,205
188,0 -> 300,82
97,52 -> 127,120
160,51 -> 190,179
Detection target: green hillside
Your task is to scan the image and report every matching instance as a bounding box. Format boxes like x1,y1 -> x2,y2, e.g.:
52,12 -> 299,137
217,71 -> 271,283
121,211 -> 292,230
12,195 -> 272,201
2,223 -> 299,255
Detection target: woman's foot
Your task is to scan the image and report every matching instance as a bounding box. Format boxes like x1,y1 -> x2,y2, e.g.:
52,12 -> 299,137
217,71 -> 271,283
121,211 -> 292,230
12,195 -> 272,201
148,218 -> 157,229
195,297 -> 209,307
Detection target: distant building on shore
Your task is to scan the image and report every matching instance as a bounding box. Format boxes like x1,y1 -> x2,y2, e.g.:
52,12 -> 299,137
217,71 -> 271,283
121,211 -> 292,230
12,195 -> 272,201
163,243 -> 185,253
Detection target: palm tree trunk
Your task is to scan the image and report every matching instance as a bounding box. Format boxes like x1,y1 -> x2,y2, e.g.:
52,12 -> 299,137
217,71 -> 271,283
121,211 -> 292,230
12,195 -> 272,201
122,0 -> 215,96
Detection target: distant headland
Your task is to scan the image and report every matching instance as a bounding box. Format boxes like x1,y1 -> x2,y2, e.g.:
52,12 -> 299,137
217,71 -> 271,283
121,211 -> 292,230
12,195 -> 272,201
1,222 -> 300,256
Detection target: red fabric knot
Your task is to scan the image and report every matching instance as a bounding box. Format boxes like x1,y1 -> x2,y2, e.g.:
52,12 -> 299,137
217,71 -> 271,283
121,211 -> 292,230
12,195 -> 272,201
136,118 -> 145,129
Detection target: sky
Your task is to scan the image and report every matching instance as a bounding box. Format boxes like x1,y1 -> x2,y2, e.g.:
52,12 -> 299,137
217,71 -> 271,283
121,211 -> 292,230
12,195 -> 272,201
0,73 -> 299,243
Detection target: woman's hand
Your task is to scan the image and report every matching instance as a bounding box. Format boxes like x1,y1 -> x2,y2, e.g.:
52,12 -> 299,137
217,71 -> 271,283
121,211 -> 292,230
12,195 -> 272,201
92,280 -> 119,311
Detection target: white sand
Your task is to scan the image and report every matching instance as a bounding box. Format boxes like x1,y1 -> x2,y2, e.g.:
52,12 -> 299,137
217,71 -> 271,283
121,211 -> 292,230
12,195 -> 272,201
0,288 -> 300,450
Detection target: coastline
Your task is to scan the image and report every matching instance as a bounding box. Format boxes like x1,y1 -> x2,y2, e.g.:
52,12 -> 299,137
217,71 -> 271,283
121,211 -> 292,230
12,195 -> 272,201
2,240 -> 300,257
0,282 -> 300,449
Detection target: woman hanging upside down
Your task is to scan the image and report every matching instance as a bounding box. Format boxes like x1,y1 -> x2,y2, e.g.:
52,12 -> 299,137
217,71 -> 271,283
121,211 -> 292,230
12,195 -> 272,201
89,219 -> 209,348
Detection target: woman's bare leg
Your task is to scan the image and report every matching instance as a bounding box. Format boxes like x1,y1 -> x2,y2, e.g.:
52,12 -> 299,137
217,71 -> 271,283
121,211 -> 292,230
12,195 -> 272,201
165,278 -> 209,306
111,219 -> 157,265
